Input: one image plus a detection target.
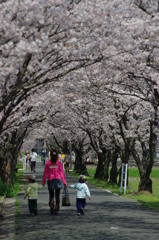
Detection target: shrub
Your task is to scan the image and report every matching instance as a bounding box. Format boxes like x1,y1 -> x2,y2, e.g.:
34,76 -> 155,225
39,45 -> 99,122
0,180 -> 16,197
0,166 -> 23,197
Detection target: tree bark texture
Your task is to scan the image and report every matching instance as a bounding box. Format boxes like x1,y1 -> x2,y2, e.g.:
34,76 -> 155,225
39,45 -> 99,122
130,121 -> 157,193
94,149 -> 110,181
0,130 -> 23,187
110,150 -> 118,184
74,148 -> 88,175
0,142 -> 14,187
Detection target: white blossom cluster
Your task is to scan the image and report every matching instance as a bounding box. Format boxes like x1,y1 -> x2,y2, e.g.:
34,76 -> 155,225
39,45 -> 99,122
0,0 -> 159,163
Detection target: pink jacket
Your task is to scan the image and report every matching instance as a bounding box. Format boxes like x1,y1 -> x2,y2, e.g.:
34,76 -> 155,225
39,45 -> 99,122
42,160 -> 66,185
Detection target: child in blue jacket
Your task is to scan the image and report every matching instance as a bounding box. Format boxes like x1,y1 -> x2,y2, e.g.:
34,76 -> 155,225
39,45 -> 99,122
69,174 -> 92,216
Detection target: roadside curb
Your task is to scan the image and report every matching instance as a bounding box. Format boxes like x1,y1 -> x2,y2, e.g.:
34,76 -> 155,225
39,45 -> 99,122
0,196 -> 5,212
0,196 -> 5,217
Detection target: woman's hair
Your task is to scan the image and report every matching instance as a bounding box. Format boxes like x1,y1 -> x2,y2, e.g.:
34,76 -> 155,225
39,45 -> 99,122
50,149 -> 58,163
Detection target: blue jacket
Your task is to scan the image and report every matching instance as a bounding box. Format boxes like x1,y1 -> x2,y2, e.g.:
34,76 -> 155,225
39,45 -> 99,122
69,182 -> 91,199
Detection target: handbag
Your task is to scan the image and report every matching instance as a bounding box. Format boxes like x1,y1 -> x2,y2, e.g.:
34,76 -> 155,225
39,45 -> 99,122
62,186 -> 71,206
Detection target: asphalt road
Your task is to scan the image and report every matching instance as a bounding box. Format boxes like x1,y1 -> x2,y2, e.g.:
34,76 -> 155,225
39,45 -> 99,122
1,162 -> 159,240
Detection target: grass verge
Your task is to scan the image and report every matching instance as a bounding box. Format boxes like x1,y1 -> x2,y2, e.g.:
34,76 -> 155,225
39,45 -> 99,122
0,162 -> 24,240
124,191 -> 159,210
68,167 -> 159,211
68,170 -> 129,196
0,162 -> 24,197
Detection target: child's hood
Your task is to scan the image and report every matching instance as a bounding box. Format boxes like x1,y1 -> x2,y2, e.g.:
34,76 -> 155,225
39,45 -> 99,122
77,183 -> 85,191
29,182 -> 38,190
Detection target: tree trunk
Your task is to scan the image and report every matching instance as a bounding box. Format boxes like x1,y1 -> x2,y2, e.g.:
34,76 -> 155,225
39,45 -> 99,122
6,157 -> 14,187
110,150 -> 118,184
0,130 -> 23,187
134,121 -> 156,193
94,149 -> 110,181
139,173 -> 152,193
131,144 -> 154,193
0,146 -> 14,187
74,149 -> 88,175
105,151 -> 111,182
0,155 -> 8,183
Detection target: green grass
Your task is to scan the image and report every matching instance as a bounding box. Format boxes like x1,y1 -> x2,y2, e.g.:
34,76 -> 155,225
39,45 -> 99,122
124,191 -> 159,210
69,170 -> 129,195
0,163 -> 24,197
69,166 -> 159,211
128,167 -> 159,178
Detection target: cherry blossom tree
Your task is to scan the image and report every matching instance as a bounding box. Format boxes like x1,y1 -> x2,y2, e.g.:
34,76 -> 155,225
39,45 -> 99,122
0,0 -> 103,185
1,0 -> 159,194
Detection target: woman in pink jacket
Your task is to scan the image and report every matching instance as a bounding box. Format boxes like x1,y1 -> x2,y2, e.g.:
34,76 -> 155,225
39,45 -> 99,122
42,148 -> 67,215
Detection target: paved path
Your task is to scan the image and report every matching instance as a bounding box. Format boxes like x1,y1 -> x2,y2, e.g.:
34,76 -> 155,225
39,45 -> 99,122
1,162 -> 159,240
0,198 -> 15,240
